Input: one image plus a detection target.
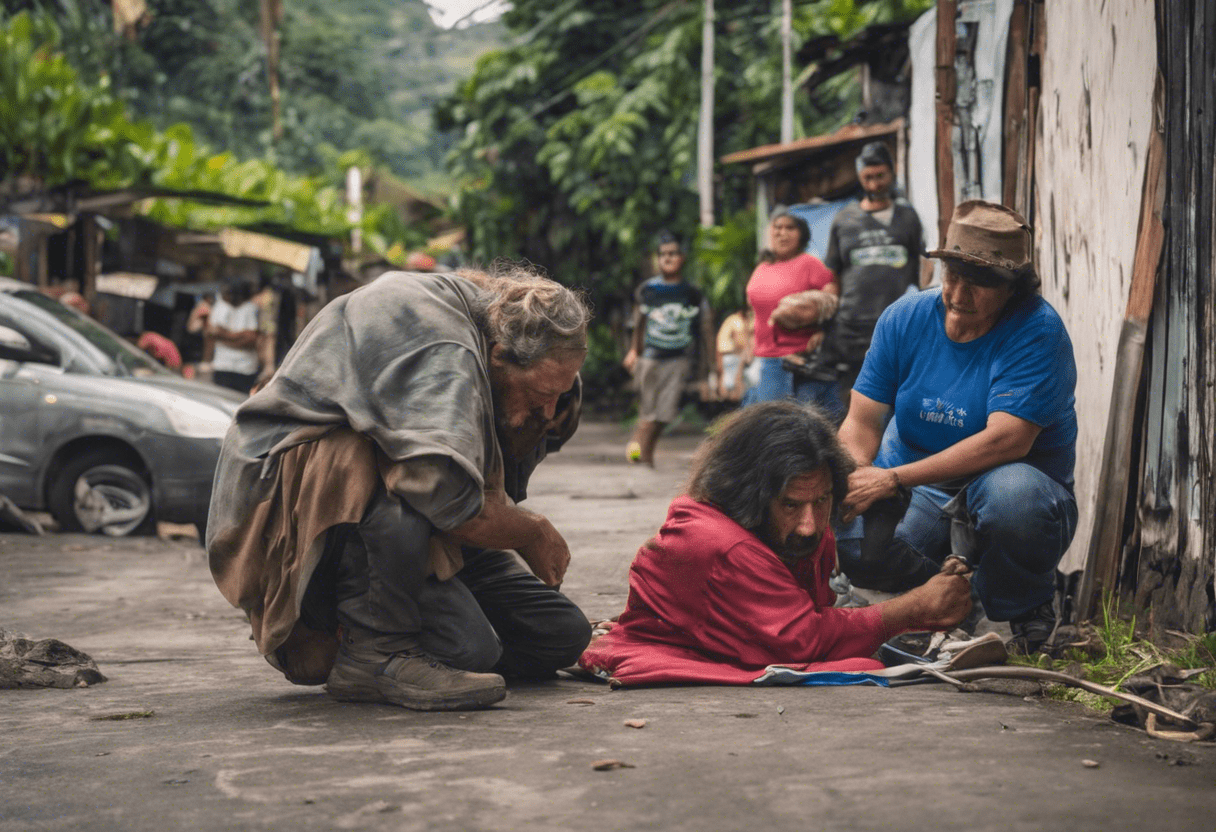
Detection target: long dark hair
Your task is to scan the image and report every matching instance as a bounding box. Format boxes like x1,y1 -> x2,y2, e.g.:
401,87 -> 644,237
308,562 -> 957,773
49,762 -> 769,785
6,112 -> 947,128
685,401 -> 855,530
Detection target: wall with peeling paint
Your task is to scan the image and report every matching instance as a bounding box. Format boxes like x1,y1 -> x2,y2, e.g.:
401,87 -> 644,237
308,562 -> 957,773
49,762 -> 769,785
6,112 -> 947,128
1034,0 -> 1157,573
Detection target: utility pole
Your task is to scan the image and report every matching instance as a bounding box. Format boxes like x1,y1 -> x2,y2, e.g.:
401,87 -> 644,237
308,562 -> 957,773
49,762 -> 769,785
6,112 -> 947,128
259,0 -> 284,143
780,0 -> 793,144
697,0 -> 715,228
345,166 -> 363,256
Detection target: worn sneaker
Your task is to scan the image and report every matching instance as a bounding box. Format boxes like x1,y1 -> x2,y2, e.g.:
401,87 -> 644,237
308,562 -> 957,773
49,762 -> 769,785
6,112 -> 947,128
1008,599 -> 1057,655
326,647 -> 507,711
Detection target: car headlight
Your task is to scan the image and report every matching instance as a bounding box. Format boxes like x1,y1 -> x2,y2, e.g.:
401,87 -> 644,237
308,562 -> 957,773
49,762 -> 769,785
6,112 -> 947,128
157,396 -> 233,438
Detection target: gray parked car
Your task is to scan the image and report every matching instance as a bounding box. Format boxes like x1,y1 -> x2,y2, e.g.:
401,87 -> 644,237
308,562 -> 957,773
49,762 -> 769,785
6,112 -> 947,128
0,278 -> 242,536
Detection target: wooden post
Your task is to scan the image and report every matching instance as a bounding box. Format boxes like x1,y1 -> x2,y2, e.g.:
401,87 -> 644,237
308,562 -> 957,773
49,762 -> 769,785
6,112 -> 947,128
934,0 -> 958,247
259,0 -> 284,143
1020,0 -> 1046,232
81,213 -> 99,305
1002,0 -> 1030,209
36,233 -> 48,289
780,0 -> 793,144
14,218 -> 34,284
697,0 -> 715,228
1076,77 -> 1167,622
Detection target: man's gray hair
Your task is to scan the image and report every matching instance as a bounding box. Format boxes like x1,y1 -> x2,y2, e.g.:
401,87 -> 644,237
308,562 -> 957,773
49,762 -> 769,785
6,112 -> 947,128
459,265 -> 591,366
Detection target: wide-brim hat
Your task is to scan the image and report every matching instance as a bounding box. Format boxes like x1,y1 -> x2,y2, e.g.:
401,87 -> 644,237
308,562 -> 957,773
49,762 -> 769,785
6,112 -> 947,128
926,200 -> 1035,282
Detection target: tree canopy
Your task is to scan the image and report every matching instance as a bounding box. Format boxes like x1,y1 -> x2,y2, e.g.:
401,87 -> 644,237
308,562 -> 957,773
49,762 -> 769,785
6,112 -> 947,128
1,0 -> 504,185
0,9 -> 425,256
438,0 -> 931,316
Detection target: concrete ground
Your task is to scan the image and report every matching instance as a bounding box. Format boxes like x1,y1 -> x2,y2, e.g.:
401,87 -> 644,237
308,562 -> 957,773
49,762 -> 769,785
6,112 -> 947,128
2,420 -> 1214,831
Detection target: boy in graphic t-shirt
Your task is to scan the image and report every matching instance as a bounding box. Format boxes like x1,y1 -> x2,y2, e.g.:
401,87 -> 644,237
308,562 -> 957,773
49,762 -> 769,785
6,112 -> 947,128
622,231 -> 715,466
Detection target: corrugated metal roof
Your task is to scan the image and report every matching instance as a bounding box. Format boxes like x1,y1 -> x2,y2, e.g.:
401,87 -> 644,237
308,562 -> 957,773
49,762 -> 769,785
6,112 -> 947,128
720,119 -> 903,166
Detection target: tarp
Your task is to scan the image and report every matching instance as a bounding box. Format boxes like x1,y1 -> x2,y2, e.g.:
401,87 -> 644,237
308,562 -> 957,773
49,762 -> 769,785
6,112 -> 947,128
220,227 -> 314,272
786,199 -> 854,261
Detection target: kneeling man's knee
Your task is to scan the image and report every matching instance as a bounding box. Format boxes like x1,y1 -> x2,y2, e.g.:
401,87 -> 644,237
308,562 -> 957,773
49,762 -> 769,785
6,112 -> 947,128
429,631 -> 503,673
545,607 -> 593,668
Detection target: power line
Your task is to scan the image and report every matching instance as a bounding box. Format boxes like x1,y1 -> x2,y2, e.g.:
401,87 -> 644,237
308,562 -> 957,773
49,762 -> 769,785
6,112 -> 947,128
524,1 -> 691,122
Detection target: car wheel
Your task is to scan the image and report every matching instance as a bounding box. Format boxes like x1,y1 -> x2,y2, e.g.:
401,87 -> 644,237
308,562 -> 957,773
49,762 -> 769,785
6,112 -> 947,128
48,451 -> 154,537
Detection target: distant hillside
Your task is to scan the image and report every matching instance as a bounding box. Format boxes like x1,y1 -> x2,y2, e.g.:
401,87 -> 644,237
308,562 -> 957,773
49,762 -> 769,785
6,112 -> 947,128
1,0 -> 506,185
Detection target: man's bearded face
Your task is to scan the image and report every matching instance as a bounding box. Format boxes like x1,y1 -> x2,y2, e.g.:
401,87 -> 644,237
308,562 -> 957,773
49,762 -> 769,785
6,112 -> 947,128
762,468 -> 834,562
489,347 -> 583,460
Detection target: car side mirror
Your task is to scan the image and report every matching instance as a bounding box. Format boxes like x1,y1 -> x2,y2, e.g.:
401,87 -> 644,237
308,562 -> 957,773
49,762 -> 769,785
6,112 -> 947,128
0,324 -> 57,365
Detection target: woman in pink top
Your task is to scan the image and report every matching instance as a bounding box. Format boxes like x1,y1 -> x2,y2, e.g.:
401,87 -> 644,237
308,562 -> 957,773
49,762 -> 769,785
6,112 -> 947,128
744,207 -> 841,415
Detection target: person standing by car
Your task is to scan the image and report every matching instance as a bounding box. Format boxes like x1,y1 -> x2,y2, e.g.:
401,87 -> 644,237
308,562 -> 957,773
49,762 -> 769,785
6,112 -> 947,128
208,279 -> 260,394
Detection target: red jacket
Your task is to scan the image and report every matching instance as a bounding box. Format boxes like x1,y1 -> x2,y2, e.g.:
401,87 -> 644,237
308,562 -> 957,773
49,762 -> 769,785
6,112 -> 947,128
579,496 -> 887,685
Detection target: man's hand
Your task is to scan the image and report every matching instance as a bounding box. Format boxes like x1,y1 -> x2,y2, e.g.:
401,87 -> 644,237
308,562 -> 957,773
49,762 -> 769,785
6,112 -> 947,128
841,466 -> 900,523
516,514 -> 571,587
939,556 -> 973,577
880,573 -> 972,635
907,573 -> 973,631
622,348 -> 638,374
449,499 -> 570,586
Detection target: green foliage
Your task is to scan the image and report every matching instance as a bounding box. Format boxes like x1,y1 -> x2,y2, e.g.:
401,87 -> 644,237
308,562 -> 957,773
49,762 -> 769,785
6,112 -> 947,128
1011,594 -> 1216,714
1,0 -> 506,182
0,11 -> 129,182
692,209 -> 758,313
439,0 -> 930,319
0,10 -> 423,255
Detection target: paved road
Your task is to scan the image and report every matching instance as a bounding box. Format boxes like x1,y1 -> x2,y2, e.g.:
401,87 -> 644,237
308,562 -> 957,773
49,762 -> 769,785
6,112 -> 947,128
2,421 -> 1214,831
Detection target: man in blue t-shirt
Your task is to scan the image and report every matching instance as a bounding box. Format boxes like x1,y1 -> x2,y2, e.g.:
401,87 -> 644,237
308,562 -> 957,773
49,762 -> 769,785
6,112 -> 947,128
623,231 -> 715,466
835,200 -> 1078,655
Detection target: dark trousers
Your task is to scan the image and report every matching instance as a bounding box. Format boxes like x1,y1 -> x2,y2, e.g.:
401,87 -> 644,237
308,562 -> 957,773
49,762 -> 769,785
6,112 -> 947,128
213,369 -> 259,395
837,462 -> 1078,621
325,487 -> 591,678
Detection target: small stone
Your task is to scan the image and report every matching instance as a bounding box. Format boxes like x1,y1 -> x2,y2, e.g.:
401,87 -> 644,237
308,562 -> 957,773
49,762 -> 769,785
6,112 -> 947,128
777,706 -> 786,716
623,719 -> 647,729
1081,759 -> 1100,768
591,759 -> 635,771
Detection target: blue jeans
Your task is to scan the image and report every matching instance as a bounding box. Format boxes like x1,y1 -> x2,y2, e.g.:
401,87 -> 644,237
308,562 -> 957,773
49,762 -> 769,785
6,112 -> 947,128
743,356 -> 845,422
836,462 -> 1078,621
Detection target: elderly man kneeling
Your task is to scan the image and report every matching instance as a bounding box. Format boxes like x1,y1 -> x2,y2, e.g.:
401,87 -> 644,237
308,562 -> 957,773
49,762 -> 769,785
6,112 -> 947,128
579,402 -> 970,686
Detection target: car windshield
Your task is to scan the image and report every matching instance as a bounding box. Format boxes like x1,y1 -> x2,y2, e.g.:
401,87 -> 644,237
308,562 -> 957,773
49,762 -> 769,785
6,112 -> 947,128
13,290 -> 169,377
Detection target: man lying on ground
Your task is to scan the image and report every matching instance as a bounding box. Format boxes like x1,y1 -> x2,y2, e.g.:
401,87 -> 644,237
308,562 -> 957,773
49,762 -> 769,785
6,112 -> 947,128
578,401 -> 971,686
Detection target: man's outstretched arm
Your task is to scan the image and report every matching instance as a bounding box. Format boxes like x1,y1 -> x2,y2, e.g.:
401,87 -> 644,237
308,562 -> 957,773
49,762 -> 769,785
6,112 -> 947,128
447,494 -> 570,587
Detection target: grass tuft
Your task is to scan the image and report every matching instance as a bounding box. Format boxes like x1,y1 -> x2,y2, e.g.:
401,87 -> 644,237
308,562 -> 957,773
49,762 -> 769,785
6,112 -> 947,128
1009,594 -> 1216,713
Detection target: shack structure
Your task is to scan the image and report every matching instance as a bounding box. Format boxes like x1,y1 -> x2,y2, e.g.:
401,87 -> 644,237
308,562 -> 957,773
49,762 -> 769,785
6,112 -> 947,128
726,0 -> 1213,633
941,0 -> 1213,634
